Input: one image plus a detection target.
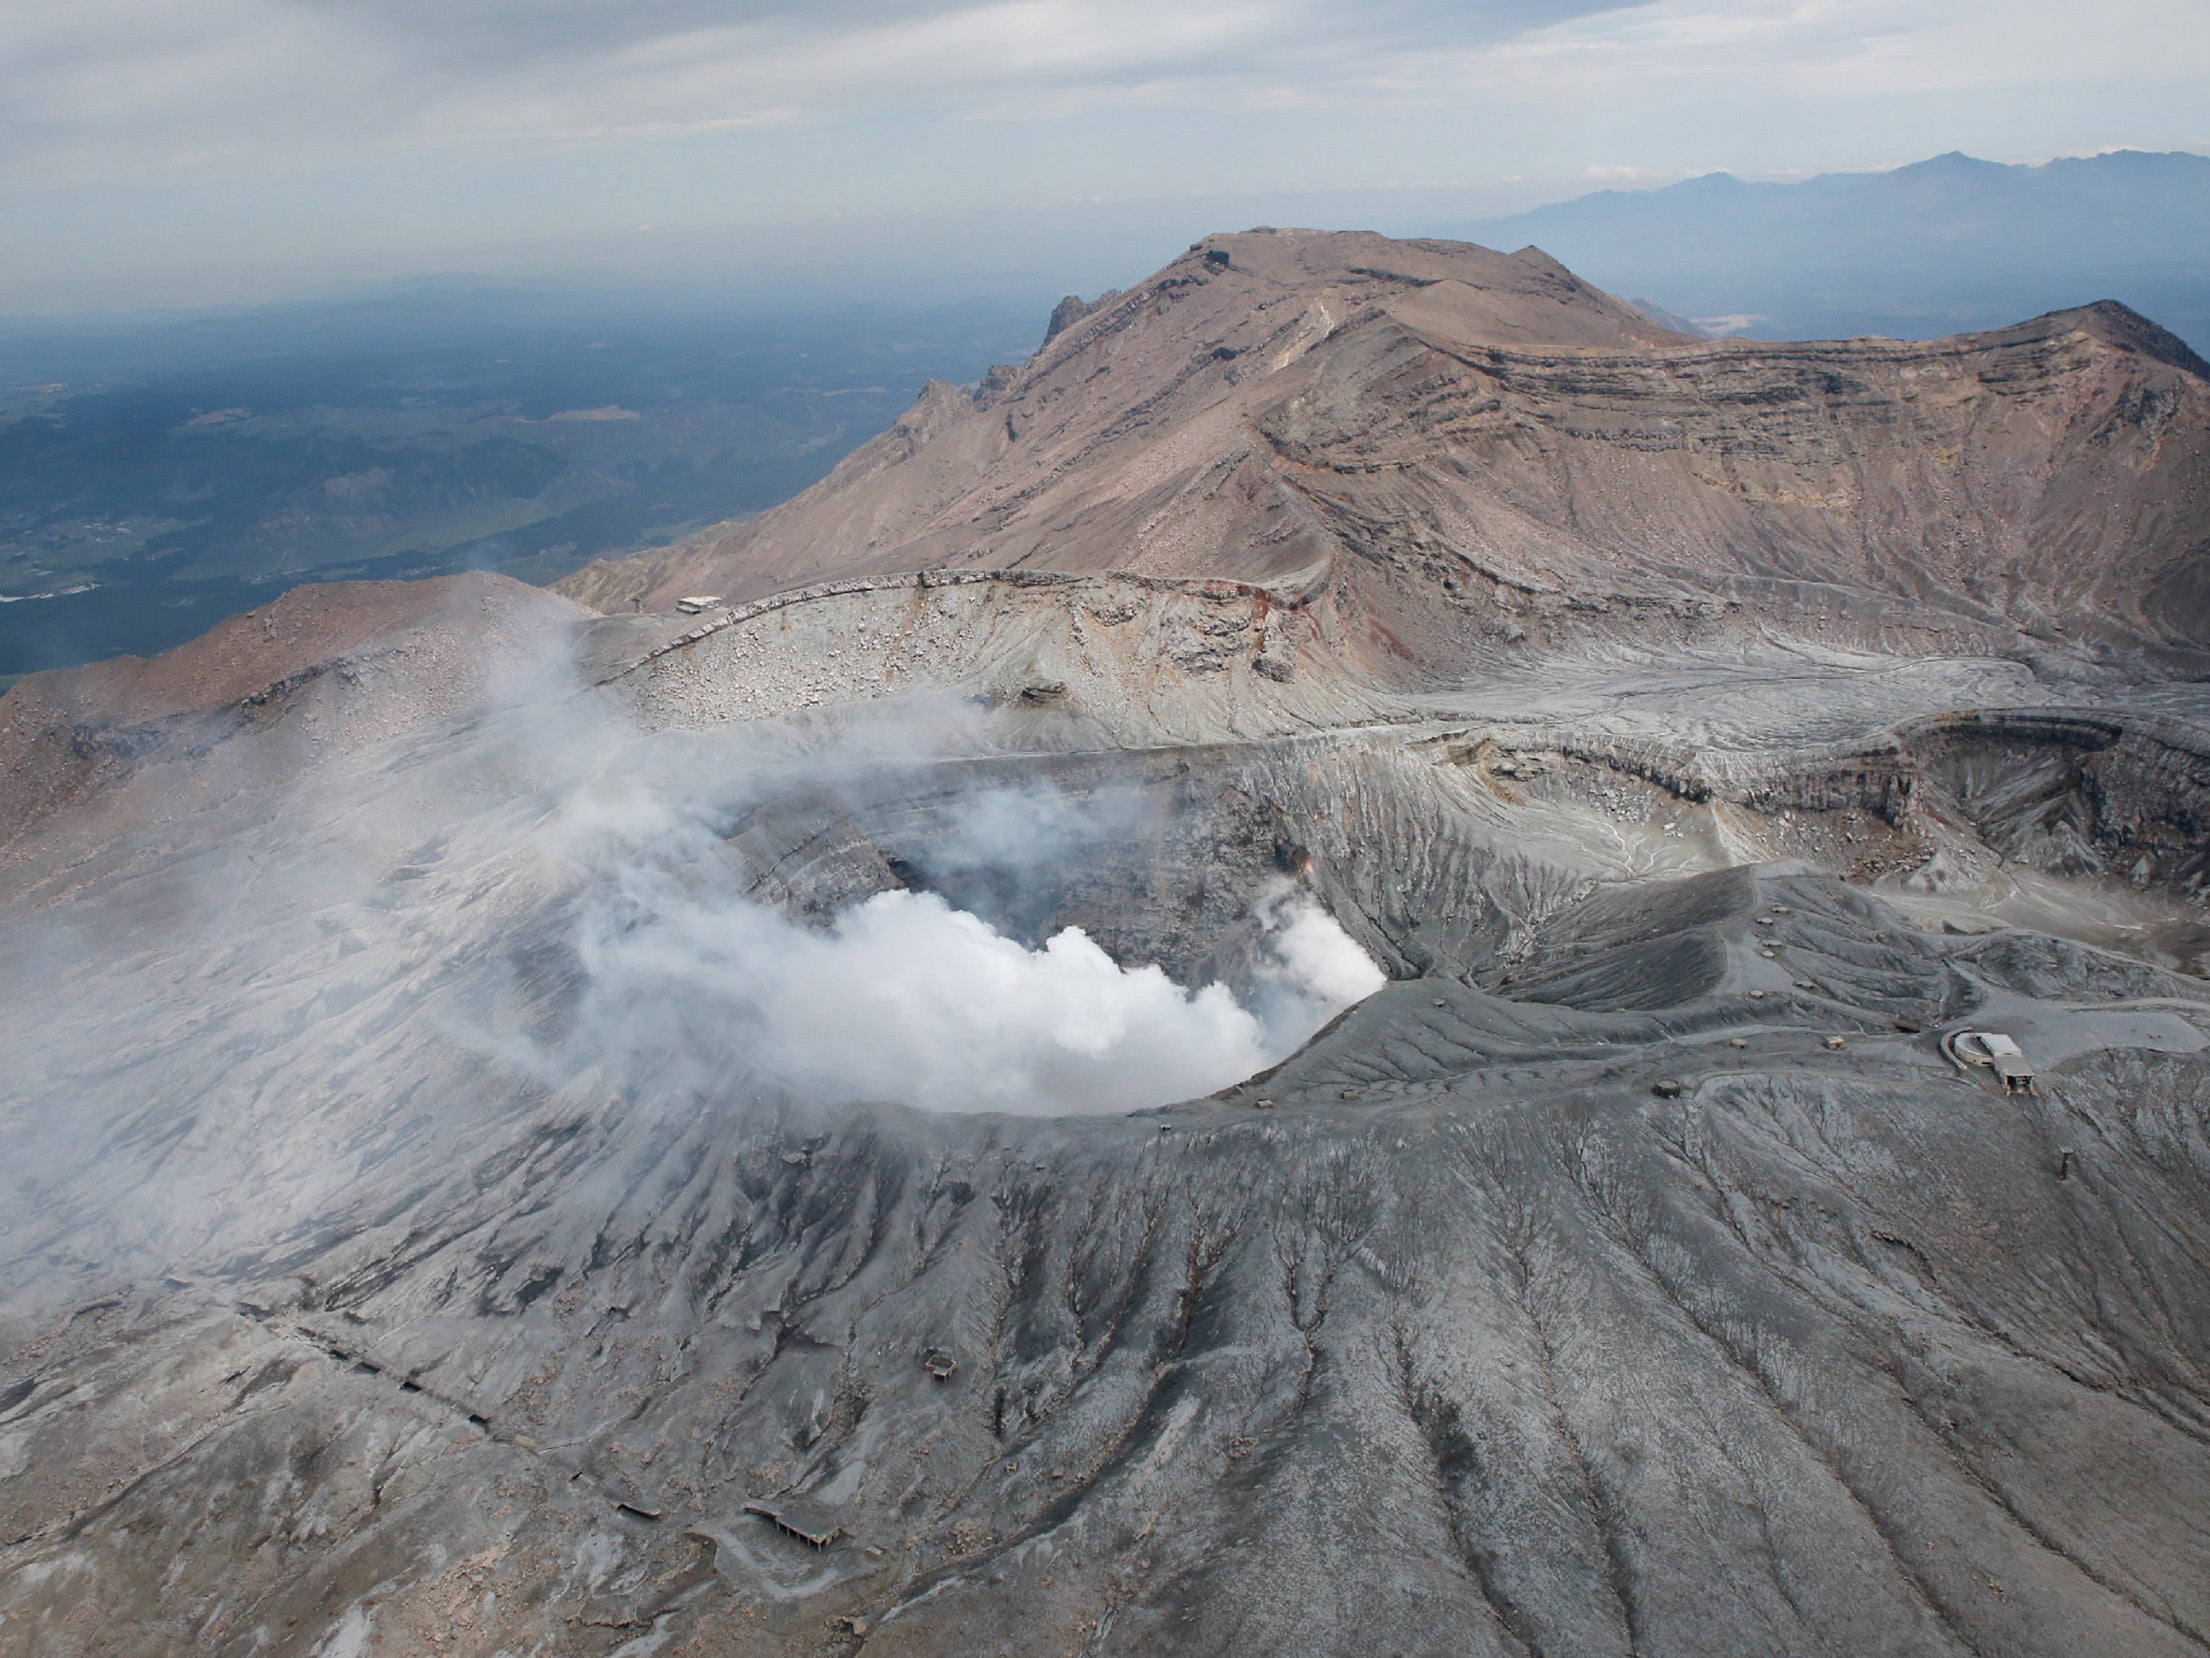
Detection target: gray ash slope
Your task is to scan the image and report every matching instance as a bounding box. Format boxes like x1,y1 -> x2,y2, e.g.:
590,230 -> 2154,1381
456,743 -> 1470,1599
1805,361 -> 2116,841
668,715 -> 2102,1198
2,235 -> 2210,1658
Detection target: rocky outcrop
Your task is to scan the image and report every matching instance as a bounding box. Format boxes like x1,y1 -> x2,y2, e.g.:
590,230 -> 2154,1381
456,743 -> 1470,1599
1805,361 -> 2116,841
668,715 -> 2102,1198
1043,289 -> 1122,345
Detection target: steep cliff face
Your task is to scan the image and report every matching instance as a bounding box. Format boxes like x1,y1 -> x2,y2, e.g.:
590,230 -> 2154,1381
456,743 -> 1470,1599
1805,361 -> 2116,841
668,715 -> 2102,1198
559,232 -> 2210,668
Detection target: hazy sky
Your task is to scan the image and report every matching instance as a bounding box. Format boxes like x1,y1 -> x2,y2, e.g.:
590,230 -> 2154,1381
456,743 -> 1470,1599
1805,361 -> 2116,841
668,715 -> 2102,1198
4,0 -> 2208,313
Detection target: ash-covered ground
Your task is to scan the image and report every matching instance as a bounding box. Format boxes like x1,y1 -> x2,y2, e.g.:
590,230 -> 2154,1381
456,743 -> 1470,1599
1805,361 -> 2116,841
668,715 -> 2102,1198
2,572 -> 2206,1657
2,230 -> 2208,1656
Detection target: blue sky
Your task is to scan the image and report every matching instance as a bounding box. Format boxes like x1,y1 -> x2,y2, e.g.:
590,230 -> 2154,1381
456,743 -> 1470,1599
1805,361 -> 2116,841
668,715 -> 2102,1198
4,0 -> 2208,313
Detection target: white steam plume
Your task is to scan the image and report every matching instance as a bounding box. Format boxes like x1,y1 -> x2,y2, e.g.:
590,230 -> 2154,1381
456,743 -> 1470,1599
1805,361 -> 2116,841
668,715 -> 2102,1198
559,779 -> 1384,1115
1257,880 -> 1388,1009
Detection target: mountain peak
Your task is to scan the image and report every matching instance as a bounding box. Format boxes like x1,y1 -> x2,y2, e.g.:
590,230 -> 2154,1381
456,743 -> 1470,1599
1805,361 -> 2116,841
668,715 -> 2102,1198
1459,147 -> 2210,351
556,228 -> 2210,675
2044,298 -> 2210,379
1894,149 -> 2006,176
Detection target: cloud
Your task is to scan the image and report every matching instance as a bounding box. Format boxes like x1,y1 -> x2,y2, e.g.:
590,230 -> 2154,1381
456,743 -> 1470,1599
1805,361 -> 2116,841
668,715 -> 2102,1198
0,0 -> 1639,183
9,0 -> 2198,189
3,0 -> 2205,310
1457,0 -> 2210,104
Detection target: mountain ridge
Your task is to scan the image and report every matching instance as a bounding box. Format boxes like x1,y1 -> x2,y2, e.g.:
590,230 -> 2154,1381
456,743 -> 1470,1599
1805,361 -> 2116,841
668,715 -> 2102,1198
1455,148 -> 2210,349
558,229 -> 2210,675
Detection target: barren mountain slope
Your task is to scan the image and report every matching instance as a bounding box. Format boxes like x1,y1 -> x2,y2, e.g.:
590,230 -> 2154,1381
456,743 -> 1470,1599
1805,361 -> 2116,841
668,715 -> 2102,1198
4,616 -> 2209,1657
0,571 -> 587,869
2,233 -> 2209,1658
561,229 -> 2210,668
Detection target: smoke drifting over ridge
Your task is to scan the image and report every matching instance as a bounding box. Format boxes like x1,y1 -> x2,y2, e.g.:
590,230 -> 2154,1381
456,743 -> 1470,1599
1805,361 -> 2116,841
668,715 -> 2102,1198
0,614 -> 1385,1319
404,627 -> 1390,1119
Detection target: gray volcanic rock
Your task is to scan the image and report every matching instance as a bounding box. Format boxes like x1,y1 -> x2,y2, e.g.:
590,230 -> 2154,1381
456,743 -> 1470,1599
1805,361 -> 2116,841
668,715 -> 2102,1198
3,234 -> 2209,1656
1045,290 -> 1121,344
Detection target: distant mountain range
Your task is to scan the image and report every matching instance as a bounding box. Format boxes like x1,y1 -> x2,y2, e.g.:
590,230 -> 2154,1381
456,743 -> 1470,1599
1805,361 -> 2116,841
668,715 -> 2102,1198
1459,149 -> 2210,352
